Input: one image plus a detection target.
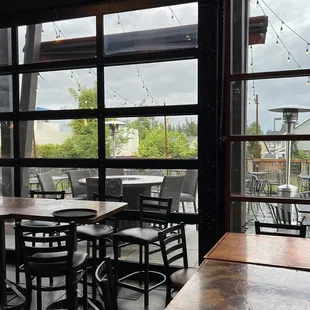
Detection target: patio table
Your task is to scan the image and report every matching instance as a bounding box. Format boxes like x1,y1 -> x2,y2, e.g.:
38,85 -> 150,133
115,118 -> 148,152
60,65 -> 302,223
0,196 -> 127,308
78,175 -> 163,209
166,259 -> 310,309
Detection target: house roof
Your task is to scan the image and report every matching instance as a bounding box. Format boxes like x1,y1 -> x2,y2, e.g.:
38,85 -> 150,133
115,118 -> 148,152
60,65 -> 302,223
294,116 -> 310,129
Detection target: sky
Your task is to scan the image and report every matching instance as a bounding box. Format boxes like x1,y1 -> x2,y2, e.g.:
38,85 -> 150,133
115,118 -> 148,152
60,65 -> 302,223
15,1 -> 310,134
247,0 -> 310,133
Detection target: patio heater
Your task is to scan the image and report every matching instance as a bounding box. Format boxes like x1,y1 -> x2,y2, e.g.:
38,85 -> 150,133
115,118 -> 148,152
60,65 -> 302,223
105,120 -> 125,158
269,105 -> 310,212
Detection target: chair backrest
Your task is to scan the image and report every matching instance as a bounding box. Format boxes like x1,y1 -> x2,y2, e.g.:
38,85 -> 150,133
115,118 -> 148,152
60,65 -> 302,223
255,221 -> 306,238
36,171 -> 59,199
15,222 -> 76,277
145,169 -> 163,176
299,191 -> 310,198
268,203 -> 300,225
106,168 -> 125,176
95,257 -> 118,310
86,177 -> 123,200
158,222 -> 188,281
67,169 -> 91,198
159,175 -> 185,212
139,194 -> 172,229
181,170 -> 198,197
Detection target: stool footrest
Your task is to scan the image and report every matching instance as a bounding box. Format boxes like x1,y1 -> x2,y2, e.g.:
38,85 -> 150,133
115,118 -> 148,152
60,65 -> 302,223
118,270 -> 166,293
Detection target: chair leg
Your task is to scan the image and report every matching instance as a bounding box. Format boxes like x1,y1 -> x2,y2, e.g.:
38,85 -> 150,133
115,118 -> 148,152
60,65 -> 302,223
144,244 -> 149,309
193,201 -> 197,214
113,239 -> 119,295
25,274 -> 32,310
83,263 -> 88,310
181,201 -> 185,213
36,277 -> 42,310
139,244 -> 143,286
92,238 -> 97,299
66,273 -> 74,310
165,281 -> 172,307
15,224 -> 20,284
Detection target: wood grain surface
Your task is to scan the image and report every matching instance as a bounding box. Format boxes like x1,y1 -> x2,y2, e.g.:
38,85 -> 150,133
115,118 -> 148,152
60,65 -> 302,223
166,259 -> 310,310
205,232 -> 310,271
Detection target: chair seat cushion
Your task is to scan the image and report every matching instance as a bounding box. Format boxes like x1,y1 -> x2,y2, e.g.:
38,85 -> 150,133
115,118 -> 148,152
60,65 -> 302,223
22,220 -> 58,227
77,224 -> 114,239
180,193 -> 195,203
170,267 -> 197,291
30,251 -> 87,277
114,227 -> 159,244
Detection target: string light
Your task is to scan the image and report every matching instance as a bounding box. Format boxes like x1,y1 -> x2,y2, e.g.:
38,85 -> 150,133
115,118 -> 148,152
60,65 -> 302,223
88,69 -> 91,75
168,7 -> 182,26
41,28 -> 44,35
256,0 -> 259,7
308,77 -> 310,85
306,44 -> 309,55
84,119 -> 88,127
280,21 -> 284,33
275,36 -> 279,46
71,71 -> 74,79
287,52 -> 291,62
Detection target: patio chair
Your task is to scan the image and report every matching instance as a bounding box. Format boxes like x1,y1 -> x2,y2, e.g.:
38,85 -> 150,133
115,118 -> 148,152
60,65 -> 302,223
180,170 -> 198,213
86,177 -> 123,200
67,169 -> 91,199
266,168 -> 283,196
145,169 -> 164,196
36,171 -> 66,199
158,222 -> 197,306
255,221 -> 306,238
159,175 -> 185,213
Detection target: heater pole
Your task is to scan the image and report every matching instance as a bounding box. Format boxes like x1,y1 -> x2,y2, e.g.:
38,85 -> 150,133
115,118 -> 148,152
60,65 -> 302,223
255,94 -> 259,158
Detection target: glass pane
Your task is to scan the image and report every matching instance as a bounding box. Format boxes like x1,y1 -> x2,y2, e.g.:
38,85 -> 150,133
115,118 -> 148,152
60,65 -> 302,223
231,77 -> 310,136
230,140 -> 310,196
0,75 -> 12,112
19,17 -> 96,64
19,69 -> 97,111
232,0 -> 310,73
104,60 -> 197,108
0,167 -> 14,197
103,3 -> 198,56
0,121 -> 13,158
0,28 -> 11,66
105,116 -> 198,159
19,119 -> 98,158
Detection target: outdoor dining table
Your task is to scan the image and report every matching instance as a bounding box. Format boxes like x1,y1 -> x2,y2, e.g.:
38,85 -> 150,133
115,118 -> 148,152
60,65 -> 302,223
78,175 -> 163,209
0,196 -> 127,308
166,232 -> 310,309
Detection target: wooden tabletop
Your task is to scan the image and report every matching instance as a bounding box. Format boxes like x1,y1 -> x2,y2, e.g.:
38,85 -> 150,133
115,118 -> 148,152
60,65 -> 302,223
0,196 -> 127,224
205,232 -> 310,271
166,259 -> 310,310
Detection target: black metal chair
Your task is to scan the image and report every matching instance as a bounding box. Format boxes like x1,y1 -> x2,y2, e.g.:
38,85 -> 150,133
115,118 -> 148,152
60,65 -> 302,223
15,190 -> 65,284
158,222 -> 197,306
95,257 -> 118,310
76,193 -> 123,299
180,170 -> 198,213
15,221 -> 88,310
255,221 -> 306,238
113,195 -> 172,308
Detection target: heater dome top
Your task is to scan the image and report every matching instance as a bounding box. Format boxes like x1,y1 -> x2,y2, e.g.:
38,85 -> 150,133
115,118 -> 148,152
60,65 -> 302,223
269,105 -> 310,113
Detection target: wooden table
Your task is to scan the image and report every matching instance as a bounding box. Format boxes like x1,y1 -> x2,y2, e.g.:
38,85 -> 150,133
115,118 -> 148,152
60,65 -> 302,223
0,196 -> 127,307
166,259 -> 310,309
205,232 -> 310,271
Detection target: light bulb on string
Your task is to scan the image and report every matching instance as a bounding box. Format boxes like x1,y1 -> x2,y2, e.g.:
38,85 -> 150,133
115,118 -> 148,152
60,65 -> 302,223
306,43 -> 309,55
41,28 -> 44,35
280,22 -> 284,33
117,15 -> 121,28
124,99 -> 127,105
84,119 -> 88,127
250,45 -> 252,50
89,69 -> 91,76
250,62 -> 253,67
171,14 -> 174,20
71,71 -> 74,79
287,53 -> 291,62
36,88 -> 38,93
256,0 -> 259,7
308,76 -> 310,85
113,92 -> 116,98
276,37 -> 279,46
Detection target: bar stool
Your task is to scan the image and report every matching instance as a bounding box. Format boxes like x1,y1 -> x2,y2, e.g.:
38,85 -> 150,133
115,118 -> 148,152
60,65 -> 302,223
76,194 -> 123,299
113,194 -> 172,308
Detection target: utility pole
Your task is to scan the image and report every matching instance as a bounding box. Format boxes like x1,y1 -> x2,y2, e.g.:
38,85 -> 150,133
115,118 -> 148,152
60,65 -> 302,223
255,94 -> 259,158
164,102 -> 168,158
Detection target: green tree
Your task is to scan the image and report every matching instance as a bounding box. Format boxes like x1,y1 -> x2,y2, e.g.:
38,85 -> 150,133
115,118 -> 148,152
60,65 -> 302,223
138,124 -> 197,158
246,122 -> 264,159
127,117 -> 158,141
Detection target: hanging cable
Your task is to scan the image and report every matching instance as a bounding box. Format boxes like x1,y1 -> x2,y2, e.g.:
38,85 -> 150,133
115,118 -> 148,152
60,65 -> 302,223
168,7 -> 182,26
